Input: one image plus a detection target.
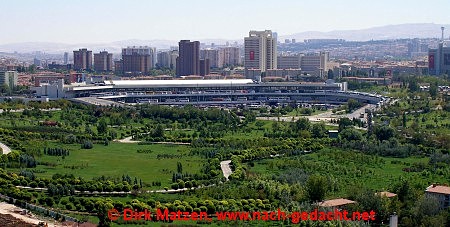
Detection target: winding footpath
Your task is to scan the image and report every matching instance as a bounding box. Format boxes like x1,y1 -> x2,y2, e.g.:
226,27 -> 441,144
220,160 -> 232,180
0,142 -> 11,155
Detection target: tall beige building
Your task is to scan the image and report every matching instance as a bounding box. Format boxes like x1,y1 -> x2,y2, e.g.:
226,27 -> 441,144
157,50 -> 178,69
220,47 -> 241,66
200,49 -> 221,68
244,30 -> 277,77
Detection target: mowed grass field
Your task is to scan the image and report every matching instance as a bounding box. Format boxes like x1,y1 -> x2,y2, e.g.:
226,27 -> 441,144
12,142 -> 203,188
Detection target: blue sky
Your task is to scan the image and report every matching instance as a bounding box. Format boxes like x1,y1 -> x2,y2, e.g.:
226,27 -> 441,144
0,0 -> 449,44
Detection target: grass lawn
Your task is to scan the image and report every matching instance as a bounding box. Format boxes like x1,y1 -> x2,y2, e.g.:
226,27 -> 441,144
11,142 -> 203,189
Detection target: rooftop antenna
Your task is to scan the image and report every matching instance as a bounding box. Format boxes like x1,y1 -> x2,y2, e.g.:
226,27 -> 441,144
441,27 -> 445,41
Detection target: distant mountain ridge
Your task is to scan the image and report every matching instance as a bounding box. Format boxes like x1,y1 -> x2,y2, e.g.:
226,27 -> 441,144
0,23 -> 448,53
281,23 -> 450,41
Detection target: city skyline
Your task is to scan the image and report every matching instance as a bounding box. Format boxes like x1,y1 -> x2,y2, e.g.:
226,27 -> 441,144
0,0 -> 449,44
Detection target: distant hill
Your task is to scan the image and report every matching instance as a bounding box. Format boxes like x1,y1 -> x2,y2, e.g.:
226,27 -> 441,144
281,23 -> 450,41
0,23 -> 449,53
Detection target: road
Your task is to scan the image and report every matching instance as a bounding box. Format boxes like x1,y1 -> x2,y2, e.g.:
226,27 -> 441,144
73,97 -> 127,107
220,160 -> 232,180
0,108 -> 61,114
114,136 -> 190,145
0,142 -> 11,155
257,104 -> 377,129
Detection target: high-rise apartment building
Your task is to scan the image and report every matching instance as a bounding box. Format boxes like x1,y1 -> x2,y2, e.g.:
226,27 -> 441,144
200,59 -> 210,76
94,51 -> 113,72
176,40 -> 200,76
157,50 -> 179,69
200,49 -> 221,68
220,47 -> 241,67
64,52 -> 69,64
73,48 -> 92,71
121,46 -> 154,75
244,30 -> 277,77
429,42 -> 450,75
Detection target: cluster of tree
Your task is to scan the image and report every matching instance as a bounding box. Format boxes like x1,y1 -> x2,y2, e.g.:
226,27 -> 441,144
81,140 -> 93,149
263,119 -> 328,139
0,152 -> 37,168
138,105 -> 240,129
43,147 -> 70,156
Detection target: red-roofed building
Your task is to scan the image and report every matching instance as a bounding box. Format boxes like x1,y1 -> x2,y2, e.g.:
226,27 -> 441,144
318,198 -> 356,208
375,191 -> 397,198
425,184 -> 450,209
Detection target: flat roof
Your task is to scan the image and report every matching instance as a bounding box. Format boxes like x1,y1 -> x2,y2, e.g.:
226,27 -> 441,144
318,198 -> 356,207
108,79 -> 254,86
426,185 -> 450,195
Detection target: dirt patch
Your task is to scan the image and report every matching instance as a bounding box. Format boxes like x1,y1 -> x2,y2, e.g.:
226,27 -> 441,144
0,213 -> 37,227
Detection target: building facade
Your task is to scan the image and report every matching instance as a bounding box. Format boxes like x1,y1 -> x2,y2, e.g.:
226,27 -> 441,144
244,30 -> 277,77
200,59 -> 210,76
157,50 -> 178,69
64,52 -> 69,65
425,185 -> 450,210
73,48 -> 92,71
176,40 -> 200,76
200,49 -> 221,68
429,42 -> 450,75
0,71 -> 18,89
94,51 -> 113,72
300,52 -> 329,78
221,47 -> 241,66
277,55 -> 301,69
121,46 -> 154,75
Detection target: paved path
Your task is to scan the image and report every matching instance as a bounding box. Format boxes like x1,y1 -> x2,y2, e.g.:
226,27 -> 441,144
220,160 -> 232,180
0,108 -> 61,114
115,136 -> 140,143
115,136 -> 190,145
0,142 -> 11,155
17,184 -> 212,195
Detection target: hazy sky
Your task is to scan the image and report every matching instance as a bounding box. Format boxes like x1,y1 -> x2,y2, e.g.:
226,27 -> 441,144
1,0 -> 449,44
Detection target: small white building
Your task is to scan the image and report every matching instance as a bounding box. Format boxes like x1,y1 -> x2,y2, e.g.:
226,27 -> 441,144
32,79 -> 65,98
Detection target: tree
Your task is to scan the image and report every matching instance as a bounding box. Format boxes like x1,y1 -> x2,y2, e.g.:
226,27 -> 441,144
255,121 -> 265,130
97,118 -> 108,135
340,128 -> 363,141
294,118 -> 310,132
306,175 -> 328,202
413,195 -> 440,220
177,162 -> 183,173
153,124 -> 165,138
402,112 -> 407,128
45,197 -> 54,207
429,82 -> 438,99
97,200 -> 114,227
327,69 -> 334,79
347,99 -> 362,112
374,125 -> 395,141
338,118 -> 353,131
408,79 -> 419,92
311,122 -> 327,138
